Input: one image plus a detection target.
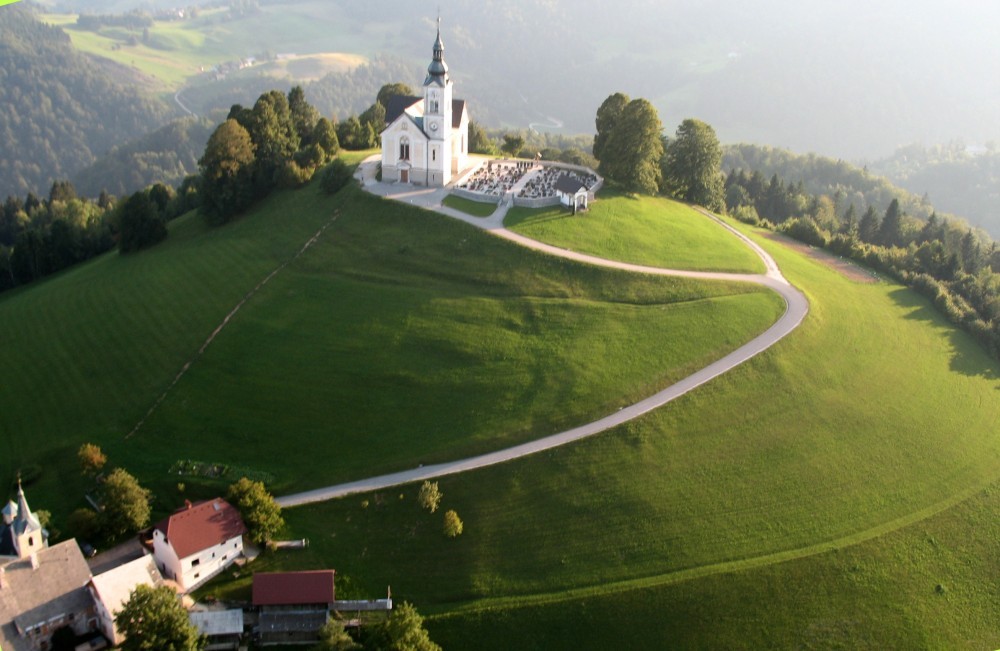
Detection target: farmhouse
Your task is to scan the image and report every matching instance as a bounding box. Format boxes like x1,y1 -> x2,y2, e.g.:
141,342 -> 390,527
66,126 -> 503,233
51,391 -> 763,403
152,498 -> 246,593
380,20 -> 470,186
88,554 -> 163,647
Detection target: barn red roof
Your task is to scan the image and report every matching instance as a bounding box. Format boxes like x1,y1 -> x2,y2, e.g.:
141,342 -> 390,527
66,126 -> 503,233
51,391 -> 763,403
154,498 -> 246,559
253,570 -> 336,606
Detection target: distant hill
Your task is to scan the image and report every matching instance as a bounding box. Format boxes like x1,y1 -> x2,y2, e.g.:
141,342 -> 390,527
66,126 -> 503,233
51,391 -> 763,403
867,143 -> 1000,238
72,116 -> 215,198
722,143 -> 941,224
0,5 -> 172,199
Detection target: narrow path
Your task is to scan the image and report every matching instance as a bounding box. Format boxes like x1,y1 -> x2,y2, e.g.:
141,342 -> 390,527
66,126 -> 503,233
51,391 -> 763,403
174,88 -> 195,117
126,213 -> 339,439
277,173 -> 808,507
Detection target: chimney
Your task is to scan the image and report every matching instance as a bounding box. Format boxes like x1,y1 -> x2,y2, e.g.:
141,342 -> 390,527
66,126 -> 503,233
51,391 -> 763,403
30,552 -> 39,570
184,500 -> 193,510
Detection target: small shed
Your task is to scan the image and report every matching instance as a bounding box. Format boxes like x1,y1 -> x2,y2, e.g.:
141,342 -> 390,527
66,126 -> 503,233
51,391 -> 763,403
189,609 -> 243,651
554,175 -> 589,213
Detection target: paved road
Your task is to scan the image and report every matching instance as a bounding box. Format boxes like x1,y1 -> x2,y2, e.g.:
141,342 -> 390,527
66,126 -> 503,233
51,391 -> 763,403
277,168 -> 808,507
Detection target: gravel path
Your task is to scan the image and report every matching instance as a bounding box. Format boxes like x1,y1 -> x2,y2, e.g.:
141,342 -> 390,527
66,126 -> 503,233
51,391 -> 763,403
277,168 -> 808,507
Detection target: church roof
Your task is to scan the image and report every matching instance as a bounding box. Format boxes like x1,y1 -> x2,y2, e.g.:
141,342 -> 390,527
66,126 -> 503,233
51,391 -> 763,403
0,540 -> 94,643
383,95 -> 467,131
154,498 -> 245,560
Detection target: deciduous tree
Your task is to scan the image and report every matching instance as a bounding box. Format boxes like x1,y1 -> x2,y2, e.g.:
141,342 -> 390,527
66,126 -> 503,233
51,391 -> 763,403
78,442 -> 107,477
313,619 -> 360,651
600,98 -> 663,195
366,602 -> 440,651
227,477 -> 283,544
115,584 -> 205,651
417,481 -> 442,513
100,468 -> 152,538
593,92 -> 629,164
442,510 -> 463,538
199,119 -> 256,225
501,133 -> 525,158
661,118 -> 725,211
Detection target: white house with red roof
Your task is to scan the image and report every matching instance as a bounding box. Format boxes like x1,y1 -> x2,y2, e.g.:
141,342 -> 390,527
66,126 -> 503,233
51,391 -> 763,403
152,498 -> 246,593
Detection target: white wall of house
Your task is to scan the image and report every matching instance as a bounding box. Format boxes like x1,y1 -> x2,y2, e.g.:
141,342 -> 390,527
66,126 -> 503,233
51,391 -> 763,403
153,531 -> 243,592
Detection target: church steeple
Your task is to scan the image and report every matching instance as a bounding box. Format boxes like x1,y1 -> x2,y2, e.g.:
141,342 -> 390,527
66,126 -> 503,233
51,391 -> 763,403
424,17 -> 449,86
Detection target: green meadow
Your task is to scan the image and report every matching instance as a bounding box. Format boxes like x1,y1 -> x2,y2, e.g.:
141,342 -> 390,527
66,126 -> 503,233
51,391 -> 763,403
41,4 -> 382,93
0,167 -> 778,520
505,189 -> 765,273
201,216 -> 1000,648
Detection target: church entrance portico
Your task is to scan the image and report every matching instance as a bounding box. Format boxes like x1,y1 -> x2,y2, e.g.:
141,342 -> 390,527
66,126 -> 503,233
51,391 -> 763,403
400,168 -> 409,183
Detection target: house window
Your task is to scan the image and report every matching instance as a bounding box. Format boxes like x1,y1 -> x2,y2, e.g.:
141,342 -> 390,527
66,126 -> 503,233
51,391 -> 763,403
212,552 -> 216,558
432,149 -> 437,162
194,573 -> 200,579
28,536 -> 33,546
399,137 -> 410,161
191,558 -> 200,567
222,555 -> 227,561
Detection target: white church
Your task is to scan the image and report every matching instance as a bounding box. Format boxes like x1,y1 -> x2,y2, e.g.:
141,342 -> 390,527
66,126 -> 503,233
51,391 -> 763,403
380,21 -> 470,186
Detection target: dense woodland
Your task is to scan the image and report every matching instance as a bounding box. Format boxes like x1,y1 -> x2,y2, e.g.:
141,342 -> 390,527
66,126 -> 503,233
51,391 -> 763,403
0,5 -> 171,200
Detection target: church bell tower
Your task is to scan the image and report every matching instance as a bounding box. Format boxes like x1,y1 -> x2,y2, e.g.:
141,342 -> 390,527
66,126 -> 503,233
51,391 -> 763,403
423,18 -> 453,145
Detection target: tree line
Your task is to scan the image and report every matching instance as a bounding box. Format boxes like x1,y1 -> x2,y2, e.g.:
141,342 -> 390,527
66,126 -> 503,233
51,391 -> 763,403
590,90 -> 1000,363
724,170 -> 1000,360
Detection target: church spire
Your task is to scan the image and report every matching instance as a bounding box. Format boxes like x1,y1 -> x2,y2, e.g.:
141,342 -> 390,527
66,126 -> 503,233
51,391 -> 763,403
424,16 -> 449,86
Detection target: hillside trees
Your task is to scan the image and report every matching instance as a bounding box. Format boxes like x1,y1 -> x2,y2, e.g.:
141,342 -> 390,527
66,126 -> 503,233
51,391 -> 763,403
0,5 -> 169,200
592,94 -> 664,194
118,189 -> 167,253
661,118 -> 725,211
198,119 -> 256,225
724,163 -> 1000,361
364,602 -> 441,651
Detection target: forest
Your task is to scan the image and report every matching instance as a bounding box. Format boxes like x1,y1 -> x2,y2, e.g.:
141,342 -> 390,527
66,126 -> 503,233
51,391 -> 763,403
0,5 -> 172,200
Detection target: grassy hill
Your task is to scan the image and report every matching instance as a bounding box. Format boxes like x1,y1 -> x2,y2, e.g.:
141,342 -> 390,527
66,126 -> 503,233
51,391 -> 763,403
199,214 -> 1000,648
0,170 -> 779,521
506,189 -> 764,273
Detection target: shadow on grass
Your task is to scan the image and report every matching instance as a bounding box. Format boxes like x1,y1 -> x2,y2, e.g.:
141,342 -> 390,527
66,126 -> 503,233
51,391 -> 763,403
888,287 -> 1000,383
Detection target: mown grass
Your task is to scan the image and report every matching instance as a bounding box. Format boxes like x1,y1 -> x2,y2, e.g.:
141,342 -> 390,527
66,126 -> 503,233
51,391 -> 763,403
505,188 -> 765,273
442,194 -> 498,217
226,217 -> 1000,648
0,169 -> 778,522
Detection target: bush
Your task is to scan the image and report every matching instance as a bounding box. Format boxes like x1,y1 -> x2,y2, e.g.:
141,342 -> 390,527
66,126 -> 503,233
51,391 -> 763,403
320,159 -> 352,195
417,481 -> 442,513
443,509 -> 463,538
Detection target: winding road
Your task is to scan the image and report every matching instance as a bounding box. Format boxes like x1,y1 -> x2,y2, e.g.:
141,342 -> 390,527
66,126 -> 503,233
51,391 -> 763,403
276,164 -> 808,507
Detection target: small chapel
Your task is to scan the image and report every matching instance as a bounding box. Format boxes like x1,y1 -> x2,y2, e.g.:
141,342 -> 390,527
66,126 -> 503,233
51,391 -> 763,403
0,480 -> 48,559
380,20 -> 470,186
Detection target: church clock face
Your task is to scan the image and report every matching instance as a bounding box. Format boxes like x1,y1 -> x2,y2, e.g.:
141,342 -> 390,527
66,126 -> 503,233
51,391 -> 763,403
430,122 -> 439,131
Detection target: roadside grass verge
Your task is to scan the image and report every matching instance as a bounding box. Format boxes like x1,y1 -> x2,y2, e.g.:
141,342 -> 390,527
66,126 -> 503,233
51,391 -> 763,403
505,189 -> 765,273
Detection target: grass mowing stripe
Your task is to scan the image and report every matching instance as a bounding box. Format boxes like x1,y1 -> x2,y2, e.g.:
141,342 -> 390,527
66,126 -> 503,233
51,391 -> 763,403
126,212 -> 341,438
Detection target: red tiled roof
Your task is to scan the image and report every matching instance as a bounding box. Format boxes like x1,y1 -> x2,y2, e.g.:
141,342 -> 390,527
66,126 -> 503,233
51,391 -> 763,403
253,570 -> 336,606
154,498 -> 246,559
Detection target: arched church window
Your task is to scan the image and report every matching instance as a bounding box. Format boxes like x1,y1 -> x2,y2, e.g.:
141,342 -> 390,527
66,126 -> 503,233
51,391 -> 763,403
399,137 -> 410,161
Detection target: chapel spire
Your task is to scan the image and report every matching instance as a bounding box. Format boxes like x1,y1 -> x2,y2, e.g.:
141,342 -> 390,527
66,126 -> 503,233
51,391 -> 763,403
425,16 -> 449,86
